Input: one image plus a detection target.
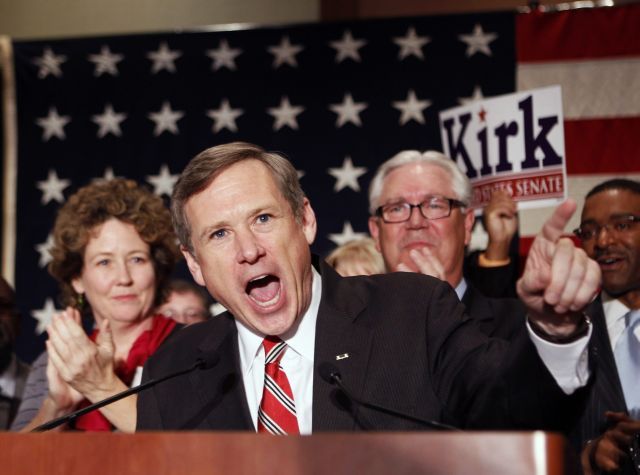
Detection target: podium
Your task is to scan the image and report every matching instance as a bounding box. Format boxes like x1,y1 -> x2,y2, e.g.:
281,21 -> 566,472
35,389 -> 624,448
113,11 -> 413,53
2,431 -> 567,474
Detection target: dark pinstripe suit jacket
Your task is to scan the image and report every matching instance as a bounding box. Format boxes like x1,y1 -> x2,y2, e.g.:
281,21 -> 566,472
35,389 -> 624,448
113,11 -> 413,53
137,260 -> 584,432
569,298 -> 640,474
570,299 -> 637,473
576,299 -> 628,439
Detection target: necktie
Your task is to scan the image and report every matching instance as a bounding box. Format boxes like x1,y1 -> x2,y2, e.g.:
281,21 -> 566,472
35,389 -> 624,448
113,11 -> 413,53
257,336 -> 300,434
614,310 -> 640,419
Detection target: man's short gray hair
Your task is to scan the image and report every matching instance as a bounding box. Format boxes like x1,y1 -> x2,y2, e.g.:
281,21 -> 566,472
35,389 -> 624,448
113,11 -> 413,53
172,142 -> 306,254
368,150 -> 472,215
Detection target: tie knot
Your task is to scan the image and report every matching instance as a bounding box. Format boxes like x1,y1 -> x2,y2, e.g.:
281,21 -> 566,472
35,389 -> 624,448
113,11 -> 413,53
263,336 -> 286,364
626,309 -> 640,328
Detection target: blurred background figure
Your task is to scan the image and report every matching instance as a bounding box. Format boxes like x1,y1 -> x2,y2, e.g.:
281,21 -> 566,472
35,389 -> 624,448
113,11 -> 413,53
464,189 -> 520,299
325,237 -> 385,277
11,179 -> 180,432
0,277 -> 30,429
157,279 -> 211,325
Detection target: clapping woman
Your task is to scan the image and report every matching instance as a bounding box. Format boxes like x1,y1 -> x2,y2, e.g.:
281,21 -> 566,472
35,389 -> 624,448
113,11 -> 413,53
12,179 -> 180,432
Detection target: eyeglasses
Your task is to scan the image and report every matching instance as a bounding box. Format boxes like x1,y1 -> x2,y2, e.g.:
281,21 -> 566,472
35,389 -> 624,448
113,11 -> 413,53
375,196 -> 466,224
573,214 -> 640,241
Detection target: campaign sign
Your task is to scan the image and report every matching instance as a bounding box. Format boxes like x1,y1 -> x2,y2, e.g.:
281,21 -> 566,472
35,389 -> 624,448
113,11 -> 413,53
439,86 -> 566,211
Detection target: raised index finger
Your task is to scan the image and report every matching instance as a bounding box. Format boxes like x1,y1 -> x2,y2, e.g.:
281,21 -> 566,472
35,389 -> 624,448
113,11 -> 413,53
540,198 -> 577,243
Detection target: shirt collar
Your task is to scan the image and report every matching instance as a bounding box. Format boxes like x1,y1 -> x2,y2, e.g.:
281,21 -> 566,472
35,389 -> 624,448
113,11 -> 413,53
454,277 -> 467,301
236,266 -> 322,375
601,291 -> 631,328
0,353 -> 18,398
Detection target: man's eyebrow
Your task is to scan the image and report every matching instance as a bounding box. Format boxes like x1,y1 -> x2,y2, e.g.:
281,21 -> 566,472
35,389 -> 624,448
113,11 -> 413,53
579,218 -> 596,225
195,204 -> 280,241
382,194 -> 437,204
381,197 -> 407,204
197,220 -> 228,241
581,212 -> 638,224
610,212 -> 639,218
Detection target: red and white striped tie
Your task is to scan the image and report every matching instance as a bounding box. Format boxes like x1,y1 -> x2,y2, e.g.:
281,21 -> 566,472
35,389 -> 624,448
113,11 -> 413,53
257,336 -> 300,435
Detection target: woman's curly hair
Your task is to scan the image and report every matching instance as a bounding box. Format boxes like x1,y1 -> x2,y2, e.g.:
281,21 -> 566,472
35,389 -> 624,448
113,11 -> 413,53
48,178 -> 181,311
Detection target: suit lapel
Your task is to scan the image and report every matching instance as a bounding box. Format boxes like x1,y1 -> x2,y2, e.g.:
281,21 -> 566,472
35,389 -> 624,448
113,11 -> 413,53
589,301 -> 628,412
188,314 -> 254,430
461,286 -> 491,323
312,263 -> 374,431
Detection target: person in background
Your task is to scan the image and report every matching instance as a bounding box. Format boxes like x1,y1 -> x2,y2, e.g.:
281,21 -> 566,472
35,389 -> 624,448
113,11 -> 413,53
11,178 -> 180,433
464,189 -> 519,299
325,237 -> 385,277
0,277 -> 30,429
367,150 -> 524,340
157,279 -> 211,325
582,412 -> 640,475
572,179 -> 640,475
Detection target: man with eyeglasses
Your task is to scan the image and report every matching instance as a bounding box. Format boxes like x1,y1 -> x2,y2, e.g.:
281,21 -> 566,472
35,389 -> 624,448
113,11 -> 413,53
571,179 -> 640,475
368,150 -> 523,339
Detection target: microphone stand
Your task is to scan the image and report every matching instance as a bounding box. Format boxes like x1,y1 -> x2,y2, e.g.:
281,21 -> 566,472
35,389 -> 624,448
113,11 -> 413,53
32,359 -> 206,432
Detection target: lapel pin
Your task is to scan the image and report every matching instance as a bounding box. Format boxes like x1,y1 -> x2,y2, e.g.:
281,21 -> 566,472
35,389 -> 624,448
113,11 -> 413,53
336,353 -> 349,361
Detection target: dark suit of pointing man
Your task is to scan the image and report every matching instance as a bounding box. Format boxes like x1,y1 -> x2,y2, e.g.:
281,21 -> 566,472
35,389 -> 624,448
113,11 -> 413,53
137,142 -> 600,433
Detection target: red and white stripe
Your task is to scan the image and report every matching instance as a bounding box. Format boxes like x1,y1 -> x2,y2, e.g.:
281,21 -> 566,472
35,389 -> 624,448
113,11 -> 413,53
257,337 -> 299,435
515,4 -> 640,253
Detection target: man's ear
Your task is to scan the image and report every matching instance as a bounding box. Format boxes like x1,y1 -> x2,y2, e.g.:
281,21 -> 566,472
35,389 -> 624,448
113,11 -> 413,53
463,210 -> 476,246
181,247 -> 206,286
368,216 -> 382,252
301,198 -> 318,245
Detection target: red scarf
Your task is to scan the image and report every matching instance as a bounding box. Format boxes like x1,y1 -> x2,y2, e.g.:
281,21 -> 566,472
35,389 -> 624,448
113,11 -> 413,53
72,315 -> 177,431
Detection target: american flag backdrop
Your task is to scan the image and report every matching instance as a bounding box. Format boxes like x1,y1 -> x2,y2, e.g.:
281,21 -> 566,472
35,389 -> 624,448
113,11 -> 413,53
516,4 -> 640,248
3,4 -> 639,362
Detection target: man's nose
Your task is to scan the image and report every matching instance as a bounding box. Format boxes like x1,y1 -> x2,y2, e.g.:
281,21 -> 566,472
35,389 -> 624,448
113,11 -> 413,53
594,225 -> 615,248
406,205 -> 428,228
235,229 -> 265,264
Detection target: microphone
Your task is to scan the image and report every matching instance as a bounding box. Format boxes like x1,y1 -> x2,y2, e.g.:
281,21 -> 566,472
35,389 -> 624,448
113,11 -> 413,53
318,362 -> 460,431
32,350 -> 220,432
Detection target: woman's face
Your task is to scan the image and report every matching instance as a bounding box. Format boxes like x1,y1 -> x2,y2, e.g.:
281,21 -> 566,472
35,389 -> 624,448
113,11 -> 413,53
72,219 -> 156,326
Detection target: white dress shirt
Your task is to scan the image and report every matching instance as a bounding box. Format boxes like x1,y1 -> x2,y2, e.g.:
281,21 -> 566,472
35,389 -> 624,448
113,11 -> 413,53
455,277 -> 591,394
601,292 -> 640,349
236,267 -> 322,435
236,270 -> 591,434
0,354 -> 18,398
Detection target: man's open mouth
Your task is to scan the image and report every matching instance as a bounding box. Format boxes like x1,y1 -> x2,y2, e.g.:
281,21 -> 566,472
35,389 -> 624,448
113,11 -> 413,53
246,274 -> 281,307
596,253 -> 624,265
